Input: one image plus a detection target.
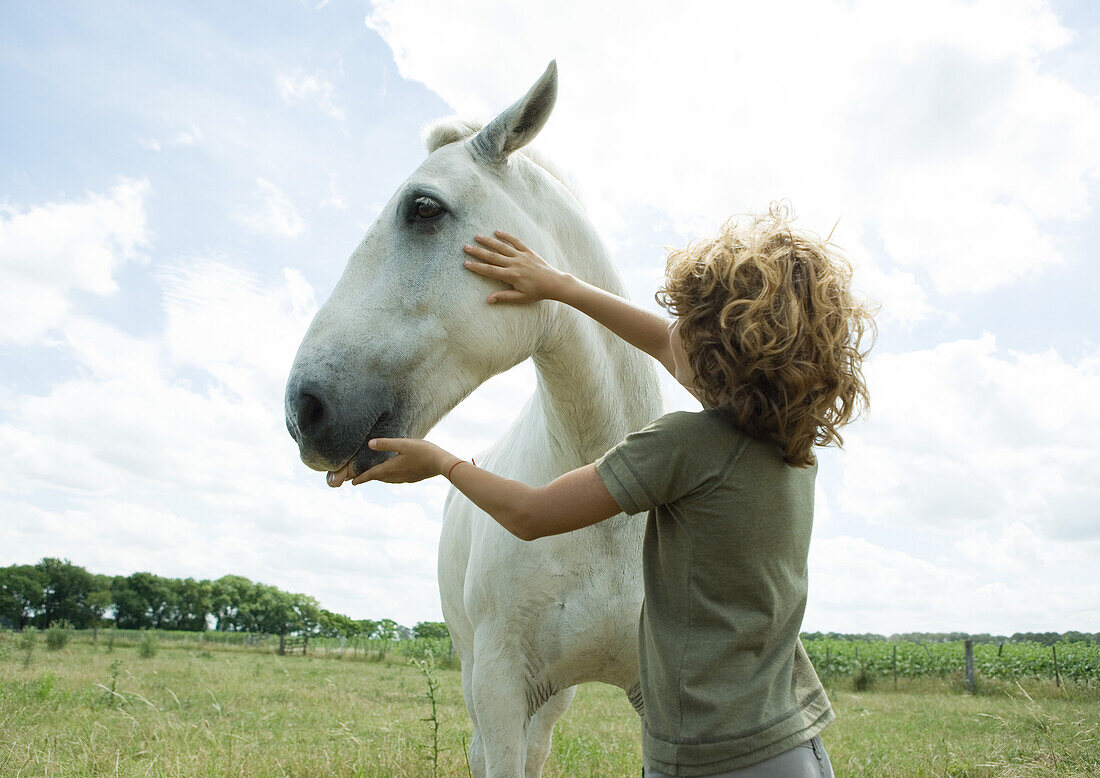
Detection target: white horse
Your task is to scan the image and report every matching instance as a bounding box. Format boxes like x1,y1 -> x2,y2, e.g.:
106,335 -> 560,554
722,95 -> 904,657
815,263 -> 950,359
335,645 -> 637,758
285,62 -> 662,777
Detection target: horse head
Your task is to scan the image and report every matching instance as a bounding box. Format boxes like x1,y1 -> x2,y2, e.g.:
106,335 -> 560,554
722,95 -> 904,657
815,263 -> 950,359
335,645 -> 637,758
285,62 -> 571,478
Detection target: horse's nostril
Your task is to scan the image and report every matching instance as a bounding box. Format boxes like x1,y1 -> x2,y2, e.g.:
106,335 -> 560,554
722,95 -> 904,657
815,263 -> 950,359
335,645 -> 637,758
297,391 -> 325,438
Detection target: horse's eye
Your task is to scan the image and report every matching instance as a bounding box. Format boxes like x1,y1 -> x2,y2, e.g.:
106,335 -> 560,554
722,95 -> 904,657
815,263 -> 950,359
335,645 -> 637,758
413,197 -> 443,220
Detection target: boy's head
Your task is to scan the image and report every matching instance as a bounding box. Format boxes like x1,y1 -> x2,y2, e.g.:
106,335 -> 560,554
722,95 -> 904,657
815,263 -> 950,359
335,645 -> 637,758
657,203 -> 875,467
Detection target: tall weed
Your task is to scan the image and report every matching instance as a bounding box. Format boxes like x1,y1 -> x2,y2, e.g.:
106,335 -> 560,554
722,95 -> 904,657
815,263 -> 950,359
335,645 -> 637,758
138,630 -> 159,659
45,620 -> 75,650
20,628 -> 37,667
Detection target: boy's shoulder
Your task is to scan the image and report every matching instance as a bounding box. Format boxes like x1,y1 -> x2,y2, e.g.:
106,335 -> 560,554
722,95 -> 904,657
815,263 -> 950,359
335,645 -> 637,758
650,408 -> 744,438
650,410 -> 787,467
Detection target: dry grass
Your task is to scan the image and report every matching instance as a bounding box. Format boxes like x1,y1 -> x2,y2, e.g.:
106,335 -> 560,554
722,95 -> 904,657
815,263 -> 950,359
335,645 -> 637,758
1,639 -> 1096,776
825,676 -> 1100,776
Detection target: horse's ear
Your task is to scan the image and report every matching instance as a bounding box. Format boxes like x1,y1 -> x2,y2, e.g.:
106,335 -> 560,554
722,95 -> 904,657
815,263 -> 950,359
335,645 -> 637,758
470,60 -> 557,163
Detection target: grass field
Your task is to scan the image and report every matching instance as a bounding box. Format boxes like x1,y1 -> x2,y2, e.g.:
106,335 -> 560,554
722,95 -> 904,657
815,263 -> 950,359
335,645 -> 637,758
1,637 -> 1098,777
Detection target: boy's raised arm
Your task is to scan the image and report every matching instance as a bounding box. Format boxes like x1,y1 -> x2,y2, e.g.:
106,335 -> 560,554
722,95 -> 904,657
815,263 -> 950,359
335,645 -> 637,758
464,231 -> 676,376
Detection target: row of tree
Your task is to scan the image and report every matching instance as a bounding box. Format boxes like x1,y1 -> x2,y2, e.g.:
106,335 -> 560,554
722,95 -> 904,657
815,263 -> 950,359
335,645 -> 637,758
14,559 -> 1088,646
800,631 -> 1100,645
0,559 -> 447,640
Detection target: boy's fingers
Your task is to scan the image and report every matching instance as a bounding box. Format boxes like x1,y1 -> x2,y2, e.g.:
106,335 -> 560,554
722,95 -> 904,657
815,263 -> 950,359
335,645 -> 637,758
489,290 -> 529,304
464,244 -> 511,266
495,230 -> 530,253
351,463 -> 387,485
352,455 -> 407,485
474,233 -> 517,257
367,438 -> 403,452
465,260 -> 503,279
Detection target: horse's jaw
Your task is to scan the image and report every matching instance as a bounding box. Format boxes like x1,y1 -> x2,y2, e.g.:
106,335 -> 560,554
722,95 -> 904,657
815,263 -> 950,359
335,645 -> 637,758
287,316 -> 539,483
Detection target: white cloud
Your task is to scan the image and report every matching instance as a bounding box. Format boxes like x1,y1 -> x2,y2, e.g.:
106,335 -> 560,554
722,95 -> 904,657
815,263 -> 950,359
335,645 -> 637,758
800,331 -> 1100,632
319,173 -> 347,210
159,260 -> 316,400
171,125 -> 204,146
277,68 -> 345,121
139,124 -> 204,152
0,258 -> 447,621
365,0 -> 1100,298
806,533 -> 1100,634
859,265 -> 939,328
0,179 -> 150,343
0,487 -> 444,621
837,335 -> 1100,540
5,1 -> 1099,633
0,259 -> 315,493
242,177 -> 305,237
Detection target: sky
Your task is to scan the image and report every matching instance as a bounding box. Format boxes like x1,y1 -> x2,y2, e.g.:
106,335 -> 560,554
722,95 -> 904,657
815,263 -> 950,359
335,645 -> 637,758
1,0 -> 1098,635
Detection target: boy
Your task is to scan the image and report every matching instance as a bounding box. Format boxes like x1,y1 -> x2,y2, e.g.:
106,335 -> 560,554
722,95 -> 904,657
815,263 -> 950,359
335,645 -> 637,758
340,205 -> 873,776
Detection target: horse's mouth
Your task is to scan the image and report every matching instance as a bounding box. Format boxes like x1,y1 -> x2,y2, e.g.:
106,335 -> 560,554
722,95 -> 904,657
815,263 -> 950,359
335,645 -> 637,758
324,411 -> 404,487
325,457 -> 357,487
325,434 -> 373,487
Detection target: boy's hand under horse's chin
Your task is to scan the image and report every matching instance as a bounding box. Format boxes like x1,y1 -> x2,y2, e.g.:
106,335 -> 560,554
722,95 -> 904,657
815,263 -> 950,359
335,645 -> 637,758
346,438 -> 459,486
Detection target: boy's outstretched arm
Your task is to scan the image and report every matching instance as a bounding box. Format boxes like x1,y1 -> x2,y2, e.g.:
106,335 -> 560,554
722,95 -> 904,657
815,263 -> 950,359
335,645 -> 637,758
464,231 -> 678,378
347,437 -> 623,540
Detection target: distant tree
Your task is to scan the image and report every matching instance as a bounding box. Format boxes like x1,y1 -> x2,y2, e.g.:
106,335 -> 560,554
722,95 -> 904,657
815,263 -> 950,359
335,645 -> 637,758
242,585 -> 321,636
86,583 -> 113,629
1011,631 -> 1062,647
211,575 -> 254,631
111,572 -> 177,629
372,618 -> 401,640
233,582 -> 273,633
1061,631 -> 1098,644
110,575 -> 149,629
35,558 -> 95,628
0,565 -> 44,629
414,621 -> 450,640
171,578 -> 212,631
3,559 -> 454,643
293,593 -> 321,635
317,609 -> 357,638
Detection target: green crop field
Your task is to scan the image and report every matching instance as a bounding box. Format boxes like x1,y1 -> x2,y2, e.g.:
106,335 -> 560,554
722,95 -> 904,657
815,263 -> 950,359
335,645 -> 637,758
1,631 -> 1098,777
802,639 -> 1100,686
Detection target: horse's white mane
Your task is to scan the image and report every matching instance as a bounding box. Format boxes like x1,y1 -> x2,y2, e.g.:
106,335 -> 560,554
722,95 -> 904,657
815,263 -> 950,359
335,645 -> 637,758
422,117 -> 582,204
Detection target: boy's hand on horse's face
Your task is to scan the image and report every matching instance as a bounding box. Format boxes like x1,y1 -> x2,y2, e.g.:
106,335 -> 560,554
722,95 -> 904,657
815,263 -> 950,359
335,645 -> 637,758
351,438 -> 454,486
463,230 -> 569,304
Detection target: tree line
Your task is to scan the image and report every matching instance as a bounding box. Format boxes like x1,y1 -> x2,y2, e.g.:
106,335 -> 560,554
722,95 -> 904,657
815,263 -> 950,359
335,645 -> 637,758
800,630 -> 1100,646
8,559 -> 1090,646
0,558 -> 448,640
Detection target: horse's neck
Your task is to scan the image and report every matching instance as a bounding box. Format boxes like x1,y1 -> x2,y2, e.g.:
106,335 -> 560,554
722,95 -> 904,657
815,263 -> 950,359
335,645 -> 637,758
530,235 -> 662,469
531,320 -> 656,469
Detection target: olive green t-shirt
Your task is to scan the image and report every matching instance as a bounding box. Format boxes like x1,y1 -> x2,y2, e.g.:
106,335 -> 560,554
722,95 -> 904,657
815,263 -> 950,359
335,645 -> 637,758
595,410 -> 833,775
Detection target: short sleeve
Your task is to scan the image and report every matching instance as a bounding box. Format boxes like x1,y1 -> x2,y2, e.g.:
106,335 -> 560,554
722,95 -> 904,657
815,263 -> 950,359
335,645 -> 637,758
594,412 -> 705,515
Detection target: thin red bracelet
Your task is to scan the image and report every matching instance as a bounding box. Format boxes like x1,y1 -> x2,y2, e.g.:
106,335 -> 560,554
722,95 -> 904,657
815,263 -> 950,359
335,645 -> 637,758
446,458 -> 475,480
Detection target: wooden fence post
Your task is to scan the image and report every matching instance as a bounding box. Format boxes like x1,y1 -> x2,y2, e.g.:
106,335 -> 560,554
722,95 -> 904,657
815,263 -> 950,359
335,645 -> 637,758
1052,644 -> 1061,688
892,645 -> 897,689
279,634 -> 286,656
964,639 -> 975,693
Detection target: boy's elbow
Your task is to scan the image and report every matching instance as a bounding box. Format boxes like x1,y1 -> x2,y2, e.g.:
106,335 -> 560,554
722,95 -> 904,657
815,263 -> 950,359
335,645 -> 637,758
512,514 -> 540,542
512,526 -> 539,542
509,503 -> 544,541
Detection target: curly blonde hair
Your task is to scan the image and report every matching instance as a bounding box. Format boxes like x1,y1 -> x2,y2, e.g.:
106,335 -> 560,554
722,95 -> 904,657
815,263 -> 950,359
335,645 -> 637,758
657,203 -> 875,467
